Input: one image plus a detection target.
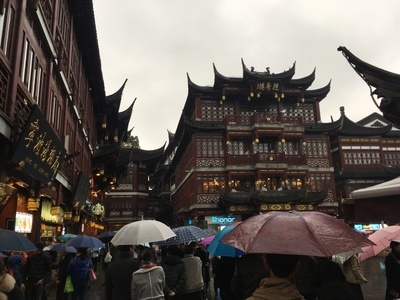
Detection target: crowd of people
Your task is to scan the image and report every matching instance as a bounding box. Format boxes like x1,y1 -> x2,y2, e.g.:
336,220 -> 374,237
3,236 -> 400,299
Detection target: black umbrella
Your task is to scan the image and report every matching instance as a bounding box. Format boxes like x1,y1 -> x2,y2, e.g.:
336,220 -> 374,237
0,229 -> 37,252
97,232 -> 116,244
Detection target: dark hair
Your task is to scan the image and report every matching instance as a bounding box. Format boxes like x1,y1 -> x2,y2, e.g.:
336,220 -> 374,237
118,245 -> 131,252
167,245 -> 180,257
183,244 -> 194,255
140,248 -> 155,262
35,241 -> 45,250
390,241 -> 400,249
77,247 -> 88,257
265,253 -> 299,278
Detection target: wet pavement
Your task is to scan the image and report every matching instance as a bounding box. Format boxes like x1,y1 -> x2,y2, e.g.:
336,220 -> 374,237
45,254 -> 387,300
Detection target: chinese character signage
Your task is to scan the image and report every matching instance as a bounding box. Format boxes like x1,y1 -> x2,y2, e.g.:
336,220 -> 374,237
73,172 -> 90,208
11,105 -> 66,185
254,82 -> 280,92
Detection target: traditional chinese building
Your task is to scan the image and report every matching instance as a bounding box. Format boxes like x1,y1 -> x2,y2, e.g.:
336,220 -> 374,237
338,46 -> 400,127
0,0 -> 118,242
327,108 -> 400,224
153,60 -> 337,230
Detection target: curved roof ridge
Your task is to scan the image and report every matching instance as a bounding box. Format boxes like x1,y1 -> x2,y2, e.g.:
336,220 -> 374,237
288,67 -> 316,89
338,46 -> 400,89
303,80 -> 331,101
118,98 -> 136,121
337,106 -> 392,136
187,73 -> 212,93
105,79 -> 128,107
183,114 -> 225,130
213,63 -> 243,88
242,58 -> 296,81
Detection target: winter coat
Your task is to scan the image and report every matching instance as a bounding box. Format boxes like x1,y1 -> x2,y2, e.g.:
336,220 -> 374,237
24,251 -> 51,283
6,255 -> 23,287
161,254 -> 187,295
0,273 -> 24,300
131,265 -> 165,300
247,277 -> 304,300
181,254 -> 203,294
231,254 -> 270,300
105,251 -> 140,300
66,256 -> 93,283
343,255 -> 367,285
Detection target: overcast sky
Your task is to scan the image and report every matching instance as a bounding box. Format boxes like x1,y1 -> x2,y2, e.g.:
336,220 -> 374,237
92,0 -> 400,150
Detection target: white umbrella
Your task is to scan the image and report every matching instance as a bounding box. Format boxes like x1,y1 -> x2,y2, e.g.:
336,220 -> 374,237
110,220 -> 176,245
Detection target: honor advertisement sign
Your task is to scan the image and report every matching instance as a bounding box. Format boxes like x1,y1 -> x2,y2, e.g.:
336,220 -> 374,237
205,215 -> 242,225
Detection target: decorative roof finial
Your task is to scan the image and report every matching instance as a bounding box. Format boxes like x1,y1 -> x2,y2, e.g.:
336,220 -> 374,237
266,67 -> 270,75
250,67 -> 255,72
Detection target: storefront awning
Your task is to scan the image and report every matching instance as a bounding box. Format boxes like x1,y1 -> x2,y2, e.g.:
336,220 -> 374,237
351,177 -> 400,200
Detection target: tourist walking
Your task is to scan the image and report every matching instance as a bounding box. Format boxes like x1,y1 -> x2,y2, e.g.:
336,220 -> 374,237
342,254 -> 367,300
385,241 -> 400,299
66,248 -> 93,300
181,244 -> 204,300
105,245 -> 140,300
24,242 -> 52,300
161,245 -> 187,300
131,247 -> 165,300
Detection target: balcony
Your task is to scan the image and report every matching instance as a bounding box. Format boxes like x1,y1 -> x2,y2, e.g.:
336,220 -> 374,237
225,112 -> 304,128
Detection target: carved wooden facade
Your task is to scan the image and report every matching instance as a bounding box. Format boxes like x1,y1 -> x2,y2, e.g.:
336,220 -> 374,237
153,60 -> 338,226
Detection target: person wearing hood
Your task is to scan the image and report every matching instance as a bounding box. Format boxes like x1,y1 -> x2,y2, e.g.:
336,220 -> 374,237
7,254 -> 23,287
66,248 -> 93,300
247,254 -> 304,300
131,247 -> 165,300
0,259 -> 25,300
161,245 -> 187,299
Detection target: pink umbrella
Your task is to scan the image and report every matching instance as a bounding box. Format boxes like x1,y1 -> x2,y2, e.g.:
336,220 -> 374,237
359,226 -> 400,261
200,235 -> 215,245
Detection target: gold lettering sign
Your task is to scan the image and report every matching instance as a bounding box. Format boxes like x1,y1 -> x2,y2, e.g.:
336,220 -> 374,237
255,82 -> 280,92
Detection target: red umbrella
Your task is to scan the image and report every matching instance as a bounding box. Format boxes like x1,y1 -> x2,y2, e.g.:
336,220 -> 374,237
220,211 -> 375,257
358,226 -> 400,261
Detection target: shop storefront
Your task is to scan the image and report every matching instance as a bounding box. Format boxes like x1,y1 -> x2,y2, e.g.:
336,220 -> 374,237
205,215 -> 242,233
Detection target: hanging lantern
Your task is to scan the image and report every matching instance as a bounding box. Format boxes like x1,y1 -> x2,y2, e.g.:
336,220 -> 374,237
64,211 -> 72,220
27,198 -> 40,211
73,215 -> 80,223
50,206 -> 62,216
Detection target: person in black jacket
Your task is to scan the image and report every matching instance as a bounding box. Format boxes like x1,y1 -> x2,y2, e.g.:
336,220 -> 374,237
23,242 -> 51,300
385,241 -> 400,299
231,254 -> 270,300
105,245 -> 140,300
56,252 -> 75,300
161,245 -> 187,300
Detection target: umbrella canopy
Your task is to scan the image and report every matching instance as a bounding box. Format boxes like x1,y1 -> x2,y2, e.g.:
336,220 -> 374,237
208,224 -> 246,257
97,232 -> 116,244
160,225 -> 209,245
65,235 -> 104,249
220,211 -> 375,257
200,235 -> 215,245
0,229 -> 38,252
43,243 -> 77,253
111,220 -> 176,246
0,252 -> 8,259
358,226 -> 400,261
57,234 -> 77,242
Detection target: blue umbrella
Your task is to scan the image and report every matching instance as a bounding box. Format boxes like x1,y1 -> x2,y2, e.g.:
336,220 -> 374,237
208,223 -> 245,257
160,225 -> 208,245
0,229 -> 37,252
65,235 -> 104,249
43,243 -> 77,253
